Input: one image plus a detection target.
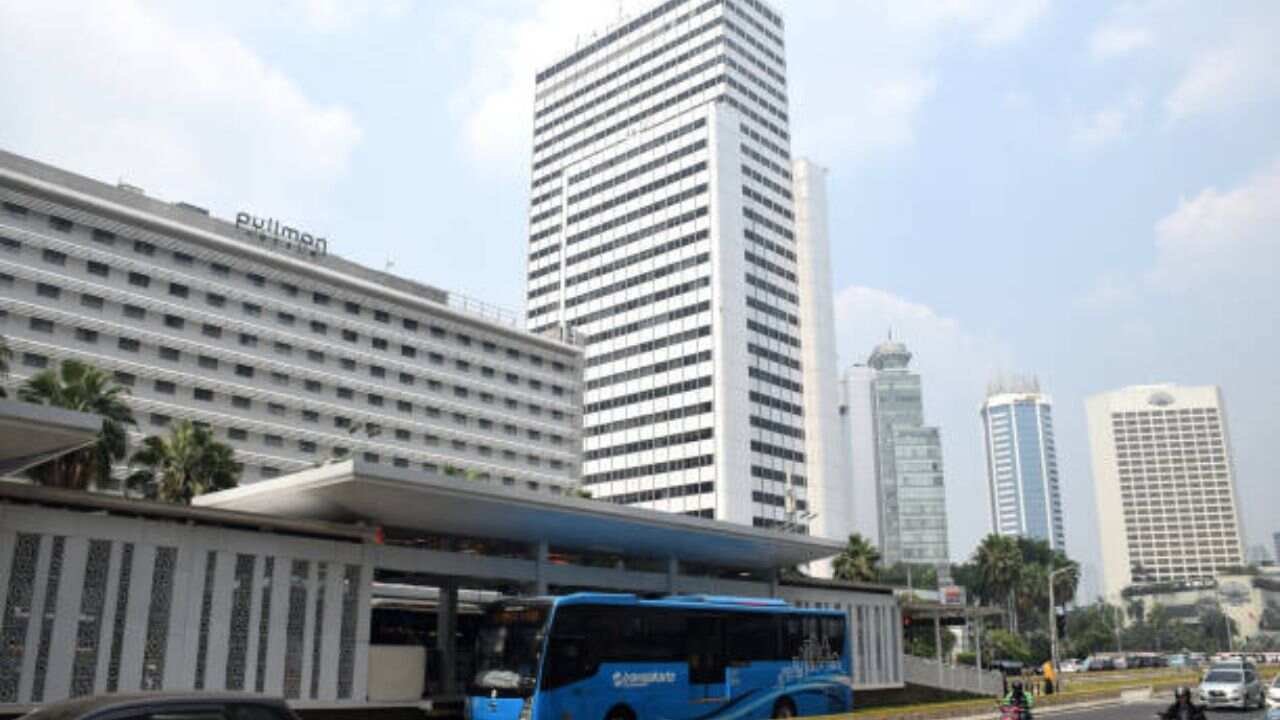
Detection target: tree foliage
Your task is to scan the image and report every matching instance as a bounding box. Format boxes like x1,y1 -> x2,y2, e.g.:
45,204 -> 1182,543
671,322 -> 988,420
19,359 -> 136,489
832,533 -> 882,583
127,420 -> 241,504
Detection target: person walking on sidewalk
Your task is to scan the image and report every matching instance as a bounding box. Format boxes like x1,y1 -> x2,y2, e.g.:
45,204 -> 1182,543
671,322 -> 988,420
1041,660 -> 1056,695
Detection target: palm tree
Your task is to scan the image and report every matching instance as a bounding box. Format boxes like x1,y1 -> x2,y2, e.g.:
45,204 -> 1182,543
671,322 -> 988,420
0,333 -> 11,398
975,534 -> 1023,632
833,533 -> 882,583
127,420 -> 241,504
18,359 -> 136,490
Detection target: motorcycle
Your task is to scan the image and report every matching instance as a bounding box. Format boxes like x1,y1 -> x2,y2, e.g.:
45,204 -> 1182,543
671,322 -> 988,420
999,705 -> 1029,720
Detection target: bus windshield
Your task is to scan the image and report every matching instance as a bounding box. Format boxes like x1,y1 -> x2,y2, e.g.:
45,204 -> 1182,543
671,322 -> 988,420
471,602 -> 550,696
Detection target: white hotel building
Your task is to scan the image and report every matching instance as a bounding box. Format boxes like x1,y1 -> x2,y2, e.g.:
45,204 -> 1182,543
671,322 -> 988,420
1087,384 -> 1245,598
521,0 -> 845,535
0,148 -> 583,495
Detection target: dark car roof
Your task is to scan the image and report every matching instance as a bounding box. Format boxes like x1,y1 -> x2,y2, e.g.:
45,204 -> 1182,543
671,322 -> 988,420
22,692 -> 289,720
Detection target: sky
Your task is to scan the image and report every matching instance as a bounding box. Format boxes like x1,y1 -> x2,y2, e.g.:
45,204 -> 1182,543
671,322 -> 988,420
2,0 -> 1278,599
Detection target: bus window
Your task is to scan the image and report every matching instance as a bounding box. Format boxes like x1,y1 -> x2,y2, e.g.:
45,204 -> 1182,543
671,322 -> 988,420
471,603 -> 550,697
727,612 -> 777,662
687,614 -> 726,686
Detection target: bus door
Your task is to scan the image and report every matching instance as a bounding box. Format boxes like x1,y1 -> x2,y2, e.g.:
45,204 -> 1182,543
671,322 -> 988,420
687,614 -> 728,706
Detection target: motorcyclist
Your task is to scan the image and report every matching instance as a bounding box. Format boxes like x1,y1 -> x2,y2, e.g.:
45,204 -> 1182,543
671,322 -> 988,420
1159,687 -> 1205,720
1002,680 -> 1034,718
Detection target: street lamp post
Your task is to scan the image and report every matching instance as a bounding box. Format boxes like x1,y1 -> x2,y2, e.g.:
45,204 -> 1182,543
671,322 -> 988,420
1048,566 -> 1073,692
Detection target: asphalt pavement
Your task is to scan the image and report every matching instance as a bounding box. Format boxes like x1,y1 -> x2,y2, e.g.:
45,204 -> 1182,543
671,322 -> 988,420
1048,701 -> 1272,720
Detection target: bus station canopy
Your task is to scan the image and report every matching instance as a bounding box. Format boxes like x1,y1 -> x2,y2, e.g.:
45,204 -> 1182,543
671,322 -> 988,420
195,459 -> 843,570
0,399 -> 102,476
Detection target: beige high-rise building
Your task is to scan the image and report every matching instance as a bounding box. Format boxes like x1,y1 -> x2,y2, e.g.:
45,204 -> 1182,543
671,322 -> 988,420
1086,384 -> 1245,599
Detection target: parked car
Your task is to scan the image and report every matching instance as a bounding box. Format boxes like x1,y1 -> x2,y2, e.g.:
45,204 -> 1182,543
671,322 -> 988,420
18,693 -> 298,720
991,659 -> 1025,676
1198,667 -> 1266,710
1059,659 -> 1083,673
1268,674 -> 1280,708
1167,654 -> 1188,668
1084,656 -> 1115,671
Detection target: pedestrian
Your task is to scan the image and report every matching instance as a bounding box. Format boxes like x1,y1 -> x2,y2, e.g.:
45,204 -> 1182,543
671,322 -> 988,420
1042,660 -> 1056,695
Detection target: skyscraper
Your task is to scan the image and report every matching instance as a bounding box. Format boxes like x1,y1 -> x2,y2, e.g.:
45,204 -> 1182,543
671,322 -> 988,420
858,339 -> 949,565
980,380 -> 1066,550
1086,384 -> 1245,598
523,0 -> 843,535
1274,532 -> 1280,568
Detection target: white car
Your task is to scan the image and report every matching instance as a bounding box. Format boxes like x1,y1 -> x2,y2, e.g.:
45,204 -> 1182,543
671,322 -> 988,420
1268,674 -> 1280,708
1059,659 -> 1082,673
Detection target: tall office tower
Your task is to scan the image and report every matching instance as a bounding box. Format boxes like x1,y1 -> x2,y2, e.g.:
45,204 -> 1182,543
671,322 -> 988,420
1275,532 -> 1280,568
793,158 -> 847,544
1087,384 -> 1245,598
866,340 -> 949,565
525,0 -> 840,532
980,379 -> 1066,550
840,363 -> 879,543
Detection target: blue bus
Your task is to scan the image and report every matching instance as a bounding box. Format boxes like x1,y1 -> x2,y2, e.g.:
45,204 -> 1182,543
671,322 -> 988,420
466,593 -> 852,720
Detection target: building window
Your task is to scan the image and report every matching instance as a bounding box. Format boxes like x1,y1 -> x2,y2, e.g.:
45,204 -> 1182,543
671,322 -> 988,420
118,337 -> 140,352
401,345 -> 417,358
128,272 -> 150,288
150,413 -> 171,427
311,320 -> 327,335
75,328 -> 99,343
48,216 -> 73,232
202,324 -> 222,339
369,365 -> 386,379
368,394 -> 384,407
198,355 -> 219,370
173,251 -> 194,266
158,346 -> 180,362
228,428 -> 248,441
133,240 -> 155,256
264,435 -> 283,448
42,248 -> 67,266
277,311 -> 296,326
281,282 -> 298,297
124,304 -> 146,320
29,317 -> 54,333
22,353 -> 48,368
169,283 -> 189,299
337,387 -> 354,400
302,410 -> 319,423
403,318 -> 419,331
87,260 -> 109,277
299,440 -> 317,454
344,301 -> 360,315
399,372 -> 415,386
374,310 -> 390,323
270,371 -> 289,386
246,273 -> 265,287
232,396 -> 252,409
206,293 -> 226,308
340,357 -> 356,371
342,329 -> 358,343
211,262 -> 230,277
113,371 -> 136,387
193,388 -> 214,402
372,337 -> 388,351
242,302 -> 262,317
397,400 -> 412,413
313,292 -> 330,306
154,380 -> 176,395
80,293 -> 105,310
164,314 -> 184,330
235,364 -> 254,378
36,283 -> 61,299
239,333 -> 258,348
308,349 -> 325,363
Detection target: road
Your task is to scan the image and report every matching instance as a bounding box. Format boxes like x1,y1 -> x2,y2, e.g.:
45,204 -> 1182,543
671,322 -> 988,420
1050,701 -> 1272,720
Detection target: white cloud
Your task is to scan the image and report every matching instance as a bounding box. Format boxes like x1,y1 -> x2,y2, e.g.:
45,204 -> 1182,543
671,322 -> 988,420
1165,38 -> 1280,123
291,0 -> 408,33
832,285 -> 1015,560
1146,157 -> 1280,292
1089,25 -> 1153,60
1072,93 -> 1143,149
0,0 -> 361,219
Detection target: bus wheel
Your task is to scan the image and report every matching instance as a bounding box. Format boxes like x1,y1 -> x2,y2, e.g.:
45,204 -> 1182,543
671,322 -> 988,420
605,705 -> 635,720
771,698 -> 796,719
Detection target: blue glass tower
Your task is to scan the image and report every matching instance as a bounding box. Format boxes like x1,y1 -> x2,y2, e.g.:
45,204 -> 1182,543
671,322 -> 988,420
981,383 -> 1065,550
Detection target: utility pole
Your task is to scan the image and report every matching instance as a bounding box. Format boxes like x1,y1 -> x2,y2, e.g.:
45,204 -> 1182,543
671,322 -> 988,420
1048,566 -> 1072,691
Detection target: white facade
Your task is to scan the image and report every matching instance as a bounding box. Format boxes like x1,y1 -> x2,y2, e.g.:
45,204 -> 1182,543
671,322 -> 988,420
0,149 -> 583,495
1086,384 -> 1245,599
793,158 -> 847,547
840,364 -> 879,543
523,0 -> 827,530
981,391 -> 1065,550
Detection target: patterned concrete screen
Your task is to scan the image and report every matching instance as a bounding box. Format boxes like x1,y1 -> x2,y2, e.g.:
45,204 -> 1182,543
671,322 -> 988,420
0,503 -> 373,708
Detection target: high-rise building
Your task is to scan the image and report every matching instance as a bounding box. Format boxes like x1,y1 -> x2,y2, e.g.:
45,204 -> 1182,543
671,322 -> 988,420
980,380 -> 1066,550
858,339 -> 949,565
1275,532 -> 1280,568
840,363 -> 879,543
523,0 -> 844,536
1086,384 -> 1245,598
0,148 -> 583,494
